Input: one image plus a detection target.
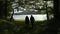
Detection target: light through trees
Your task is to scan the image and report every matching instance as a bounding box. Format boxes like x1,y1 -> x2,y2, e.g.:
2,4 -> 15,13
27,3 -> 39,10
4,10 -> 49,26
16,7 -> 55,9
11,0 -> 54,20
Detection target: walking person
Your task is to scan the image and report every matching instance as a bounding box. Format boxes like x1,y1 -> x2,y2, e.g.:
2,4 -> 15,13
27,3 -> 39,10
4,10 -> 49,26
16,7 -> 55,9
25,16 -> 29,28
30,15 -> 35,28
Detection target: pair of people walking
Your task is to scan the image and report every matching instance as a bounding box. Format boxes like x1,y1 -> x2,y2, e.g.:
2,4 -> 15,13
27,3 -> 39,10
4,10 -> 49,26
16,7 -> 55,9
25,15 -> 35,28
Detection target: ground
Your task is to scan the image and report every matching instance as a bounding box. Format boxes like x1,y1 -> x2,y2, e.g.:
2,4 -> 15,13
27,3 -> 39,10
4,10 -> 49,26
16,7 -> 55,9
0,20 -> 49,34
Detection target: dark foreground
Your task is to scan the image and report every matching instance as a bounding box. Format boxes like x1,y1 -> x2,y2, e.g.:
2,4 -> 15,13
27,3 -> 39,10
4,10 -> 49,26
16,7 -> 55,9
0,20 -> 60,34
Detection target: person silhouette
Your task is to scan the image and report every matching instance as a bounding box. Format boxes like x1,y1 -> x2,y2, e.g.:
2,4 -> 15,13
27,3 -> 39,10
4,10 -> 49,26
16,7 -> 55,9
25,16 -> 29,28
30,15 -> 35,28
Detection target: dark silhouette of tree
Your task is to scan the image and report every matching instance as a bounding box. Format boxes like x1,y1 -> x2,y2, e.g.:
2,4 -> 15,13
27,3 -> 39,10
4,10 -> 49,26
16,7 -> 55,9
0,1 -> 4,19
53,0 -> 60,34
25,16 -> 29,27
30,15 -> 35,28
10,9 -> 14,21
47,0 -> 60,34
5,0 -> 12,20
46,1 -> 49,21
0,0 -> 7,19
0,0 -> 12,20
4,0 -> 8,19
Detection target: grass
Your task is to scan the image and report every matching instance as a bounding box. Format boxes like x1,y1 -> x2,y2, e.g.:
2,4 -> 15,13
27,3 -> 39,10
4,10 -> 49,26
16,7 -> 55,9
0,19 -> 48,34
14,20 -> 46,23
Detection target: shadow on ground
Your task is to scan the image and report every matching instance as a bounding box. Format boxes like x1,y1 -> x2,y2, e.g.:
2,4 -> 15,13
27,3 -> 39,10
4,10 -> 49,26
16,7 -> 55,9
0,20 -> 49,34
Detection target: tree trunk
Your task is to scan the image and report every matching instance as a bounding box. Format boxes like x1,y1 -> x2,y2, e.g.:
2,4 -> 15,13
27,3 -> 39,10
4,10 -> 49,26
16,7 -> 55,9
46,1 -> 49,21
10,9 -> 14,21
53,0 -> 60,33
4,0 -> 8,19
48,0 -> 60,34
47,0 -> 60,34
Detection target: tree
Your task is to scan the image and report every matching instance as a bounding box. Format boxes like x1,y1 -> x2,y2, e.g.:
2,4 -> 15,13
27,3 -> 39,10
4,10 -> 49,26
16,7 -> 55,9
53,0 -> 60,33
45,0 -> 49,21
0,1 -> 4,19
47,0 -> 60,34
0,0 -> 12,20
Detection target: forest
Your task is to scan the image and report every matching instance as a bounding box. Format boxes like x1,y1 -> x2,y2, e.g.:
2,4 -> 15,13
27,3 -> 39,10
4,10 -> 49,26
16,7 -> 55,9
0,0 -> 60,34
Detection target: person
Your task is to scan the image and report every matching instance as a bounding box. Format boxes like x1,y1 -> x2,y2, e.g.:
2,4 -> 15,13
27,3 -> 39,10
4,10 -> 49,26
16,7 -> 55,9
25,16 -> 29,27
30,15 -> 35,28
